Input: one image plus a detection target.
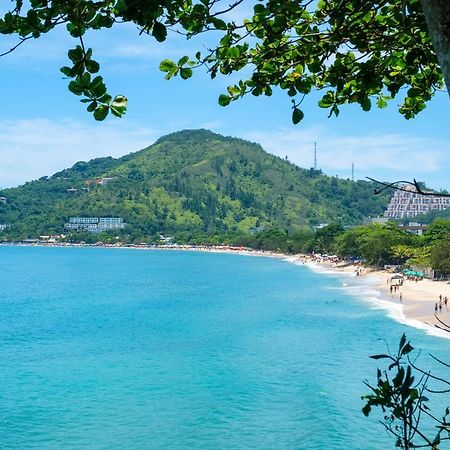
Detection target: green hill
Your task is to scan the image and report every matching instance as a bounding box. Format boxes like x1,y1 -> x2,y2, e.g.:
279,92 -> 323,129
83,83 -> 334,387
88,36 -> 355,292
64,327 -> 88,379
0,129 -> 390,241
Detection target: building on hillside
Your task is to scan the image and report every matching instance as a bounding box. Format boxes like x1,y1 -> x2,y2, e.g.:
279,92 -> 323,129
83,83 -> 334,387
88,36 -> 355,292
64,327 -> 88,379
85,177 -> 118,187
313,223 -> 328,231
363,217 -> 389,225
0,197 -> 7,204
398,222 -> 427,236
384,184 -> 450,219
65,217 -> 126,232
99,177 -> 117,186
0,224 -> 8,231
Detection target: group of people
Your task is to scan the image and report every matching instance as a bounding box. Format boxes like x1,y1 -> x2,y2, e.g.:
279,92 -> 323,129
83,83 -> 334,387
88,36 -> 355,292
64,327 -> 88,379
435,295 -> 448,314
387,284 -> 404,302
389,284 -> 401,294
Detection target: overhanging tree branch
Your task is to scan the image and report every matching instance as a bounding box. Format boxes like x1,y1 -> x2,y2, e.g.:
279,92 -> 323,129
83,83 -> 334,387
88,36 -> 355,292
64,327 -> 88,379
367,177 -> 450,198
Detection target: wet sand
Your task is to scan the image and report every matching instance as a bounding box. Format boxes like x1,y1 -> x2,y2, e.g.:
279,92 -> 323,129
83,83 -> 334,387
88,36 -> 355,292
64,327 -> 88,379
312,258 -> 450,334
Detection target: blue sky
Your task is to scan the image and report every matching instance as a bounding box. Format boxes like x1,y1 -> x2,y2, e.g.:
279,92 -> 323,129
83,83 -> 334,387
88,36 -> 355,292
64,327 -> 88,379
0,15 -> 449,190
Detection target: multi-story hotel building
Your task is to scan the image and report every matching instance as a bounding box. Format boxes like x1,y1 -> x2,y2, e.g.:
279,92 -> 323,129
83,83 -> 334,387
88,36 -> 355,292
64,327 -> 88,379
65,217 -> 126,232
384,185 -> 450,219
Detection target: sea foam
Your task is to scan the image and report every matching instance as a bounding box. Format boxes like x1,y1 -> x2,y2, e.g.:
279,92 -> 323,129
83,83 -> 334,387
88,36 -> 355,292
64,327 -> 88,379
298,261 -> 450,340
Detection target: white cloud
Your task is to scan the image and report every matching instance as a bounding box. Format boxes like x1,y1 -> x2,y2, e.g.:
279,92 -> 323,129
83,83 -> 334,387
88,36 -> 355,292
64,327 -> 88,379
2,119 -> 449,193
0,119 -> 161,188
242,127 -> 450,189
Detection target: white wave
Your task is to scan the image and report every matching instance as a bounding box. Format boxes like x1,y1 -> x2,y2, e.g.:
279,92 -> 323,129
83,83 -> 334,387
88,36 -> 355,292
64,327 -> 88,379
284,258 -> 450,341
364,295 -> 450,340
304,262 -> 356,277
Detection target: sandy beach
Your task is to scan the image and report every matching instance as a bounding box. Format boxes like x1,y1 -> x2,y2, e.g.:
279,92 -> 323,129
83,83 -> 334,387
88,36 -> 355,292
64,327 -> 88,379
368,269 -> 450,331
306,255 -> 450,336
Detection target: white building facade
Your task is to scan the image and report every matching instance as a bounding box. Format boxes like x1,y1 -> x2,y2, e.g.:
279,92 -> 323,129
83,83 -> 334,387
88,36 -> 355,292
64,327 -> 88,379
65,217 -> 126,232
384,185 -> 450,219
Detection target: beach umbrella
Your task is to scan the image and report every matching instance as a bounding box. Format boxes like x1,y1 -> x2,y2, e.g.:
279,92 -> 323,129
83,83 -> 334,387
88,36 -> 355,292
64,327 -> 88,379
391,274 -> 403,279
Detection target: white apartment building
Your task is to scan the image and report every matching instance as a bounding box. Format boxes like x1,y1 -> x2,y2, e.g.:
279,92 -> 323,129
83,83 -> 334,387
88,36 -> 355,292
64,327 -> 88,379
384,185 -> 450,219
65,217 -> 126,232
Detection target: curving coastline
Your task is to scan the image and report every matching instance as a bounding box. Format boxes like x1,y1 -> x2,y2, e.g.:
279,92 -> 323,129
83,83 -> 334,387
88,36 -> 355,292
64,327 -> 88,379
301,256 -> 450,340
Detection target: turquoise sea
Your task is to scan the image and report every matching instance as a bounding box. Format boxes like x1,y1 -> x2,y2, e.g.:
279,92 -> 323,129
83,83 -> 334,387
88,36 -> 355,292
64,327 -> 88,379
1,246 -> 450,449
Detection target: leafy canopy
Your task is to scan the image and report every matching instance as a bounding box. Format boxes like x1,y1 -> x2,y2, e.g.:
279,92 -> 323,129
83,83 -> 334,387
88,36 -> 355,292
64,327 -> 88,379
0,0 -> 444,121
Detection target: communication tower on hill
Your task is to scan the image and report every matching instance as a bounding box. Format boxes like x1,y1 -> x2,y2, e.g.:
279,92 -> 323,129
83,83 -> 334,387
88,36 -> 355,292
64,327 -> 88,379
314,142 -> 317,170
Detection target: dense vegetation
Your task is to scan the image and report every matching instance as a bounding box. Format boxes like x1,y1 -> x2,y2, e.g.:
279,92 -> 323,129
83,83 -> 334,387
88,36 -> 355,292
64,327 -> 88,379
0,129 -> 389,243
304,218 -> 450,276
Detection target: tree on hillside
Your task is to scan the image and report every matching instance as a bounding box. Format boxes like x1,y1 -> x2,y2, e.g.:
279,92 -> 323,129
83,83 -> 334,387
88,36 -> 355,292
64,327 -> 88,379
313,223 -> 344,254
430,239 -> 450,276
423,219 -> 450,245
0,1 -> 448,121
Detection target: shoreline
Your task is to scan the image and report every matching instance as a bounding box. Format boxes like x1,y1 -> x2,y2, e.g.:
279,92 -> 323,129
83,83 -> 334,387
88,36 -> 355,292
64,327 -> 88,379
304,256 -> 450,339
3,242 -> 450,338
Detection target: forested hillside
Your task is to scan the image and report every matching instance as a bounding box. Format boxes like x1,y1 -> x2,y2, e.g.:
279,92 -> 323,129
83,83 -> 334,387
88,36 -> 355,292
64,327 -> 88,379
0,129 -> 390,241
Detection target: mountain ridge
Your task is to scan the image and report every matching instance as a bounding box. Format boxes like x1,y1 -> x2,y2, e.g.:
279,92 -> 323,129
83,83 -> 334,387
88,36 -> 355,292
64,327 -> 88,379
0,129 -> 390,240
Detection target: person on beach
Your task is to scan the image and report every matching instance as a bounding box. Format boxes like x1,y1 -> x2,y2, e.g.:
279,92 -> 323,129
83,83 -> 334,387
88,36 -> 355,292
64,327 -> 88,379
440,294 -> 442,302
435,303 -> 439,313
390,285 -> 393,294
439,303 -> 442,312
399,292 -> 402,302
445,297 -> 448,308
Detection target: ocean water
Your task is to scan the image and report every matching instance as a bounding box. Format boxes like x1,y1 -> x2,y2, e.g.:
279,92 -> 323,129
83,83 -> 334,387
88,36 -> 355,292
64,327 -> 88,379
1,246 -> 450,449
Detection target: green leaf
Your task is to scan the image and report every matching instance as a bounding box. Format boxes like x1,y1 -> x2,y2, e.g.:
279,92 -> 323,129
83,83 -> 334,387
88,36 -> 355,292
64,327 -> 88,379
87,101 -> 97,112
98,94 -> 112,104
361,97 -> 372,111
68,80 -> 83,95
292,107 -> 304,124
399,333 -> 407,352
211,18 -> 227,30
152,21 -> 167,42
362,404 -> 371,417
180,68 -> 193,79
294,64 -> 304,76
227,47 -> 240,58
66,22 -> 82,38
159,59 -> 178,72
308,61 -> 321,73
318,98 -> 333,108
93,105 -> 109,121
60,66 -> 72,77
370,354 -> 390,360
110,95 -> 127,117
401,343 -> 414,355
91,78 -> 107,97
178,56 -> 189,66
86,60 -> 100,74
376,96 -> 388,108
67,46 -> 83,63
218,94 -> 231,106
